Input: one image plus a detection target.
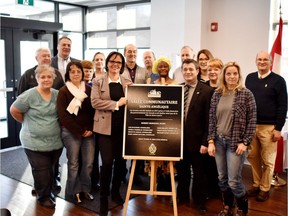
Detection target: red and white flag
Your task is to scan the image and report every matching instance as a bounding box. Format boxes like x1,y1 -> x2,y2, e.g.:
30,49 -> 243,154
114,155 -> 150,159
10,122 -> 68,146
270,17 -> 283,74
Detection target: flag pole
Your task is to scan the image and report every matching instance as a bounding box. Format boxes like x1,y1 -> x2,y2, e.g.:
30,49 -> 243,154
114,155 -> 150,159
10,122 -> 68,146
271,0 -> 286,187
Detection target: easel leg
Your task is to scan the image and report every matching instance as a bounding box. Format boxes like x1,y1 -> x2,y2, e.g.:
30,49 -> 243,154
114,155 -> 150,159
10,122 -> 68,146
122,159 -> 136,216
169,161 -> 178,216
150,161 -> 157,196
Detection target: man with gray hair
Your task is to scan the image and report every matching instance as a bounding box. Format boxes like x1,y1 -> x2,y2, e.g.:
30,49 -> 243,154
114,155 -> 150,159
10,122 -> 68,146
122,44 -> 149,84
245,50 -> 287,202
172,46 -> 195,84
143,50 -> 159,83
18,47 -> 64,95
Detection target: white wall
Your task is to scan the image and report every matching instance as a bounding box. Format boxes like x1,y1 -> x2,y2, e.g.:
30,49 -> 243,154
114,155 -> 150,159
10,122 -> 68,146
150,0 -> 185,71
201,0 -> 270,79
150,0 -> 271,79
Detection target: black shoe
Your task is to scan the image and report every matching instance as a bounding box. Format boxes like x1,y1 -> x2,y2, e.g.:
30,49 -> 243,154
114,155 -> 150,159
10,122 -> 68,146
171,197 -> 189,206
111,193 -> 124,205
50,192 -> 56,202
56,171 -> 61,181
92,183 -> 100,191
82,192 -> 94,200
91,184 -> 100,191
133,175 -> 143,185
38,197 -> 55,208
52,180 -> 61,194
31,188 -> 37,196
100,197 -> 108,216
198,205 -> 207,215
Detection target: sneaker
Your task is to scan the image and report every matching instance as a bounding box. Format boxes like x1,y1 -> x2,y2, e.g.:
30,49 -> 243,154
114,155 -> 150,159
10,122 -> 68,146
256,190 -> 269,202
218,206 -> 233,216
246,187 -> 260,197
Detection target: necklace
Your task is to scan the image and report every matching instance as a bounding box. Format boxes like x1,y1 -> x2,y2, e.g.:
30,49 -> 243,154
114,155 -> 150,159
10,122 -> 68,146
227,90 -> 234,95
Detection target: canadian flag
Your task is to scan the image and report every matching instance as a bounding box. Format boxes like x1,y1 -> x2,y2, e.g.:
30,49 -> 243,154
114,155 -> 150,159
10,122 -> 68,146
271,17 -> 284,174
270,17 -> 283,74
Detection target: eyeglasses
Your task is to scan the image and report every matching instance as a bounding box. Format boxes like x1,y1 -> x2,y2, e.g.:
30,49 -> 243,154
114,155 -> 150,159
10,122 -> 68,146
109,60 -> 122,65
257,58 -> 270,62
199,58 -> 209,61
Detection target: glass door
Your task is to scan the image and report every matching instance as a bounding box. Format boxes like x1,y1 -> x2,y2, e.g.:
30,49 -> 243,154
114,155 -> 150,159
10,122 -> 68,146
0,28 -> 54,149
0,39 -> 11,140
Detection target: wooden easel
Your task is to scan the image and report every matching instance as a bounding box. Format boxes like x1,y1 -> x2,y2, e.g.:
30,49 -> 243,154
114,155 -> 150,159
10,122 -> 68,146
122,159 -> 178,216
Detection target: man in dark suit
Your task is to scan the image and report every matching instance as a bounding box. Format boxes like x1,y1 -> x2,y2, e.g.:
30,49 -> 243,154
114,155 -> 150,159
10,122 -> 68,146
176,59 -> 214,214
51,36 -> 80,80
50,36 -> 80,192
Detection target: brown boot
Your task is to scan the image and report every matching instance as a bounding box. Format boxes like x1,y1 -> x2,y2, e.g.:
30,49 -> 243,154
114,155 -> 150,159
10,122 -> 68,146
246,186 -> 260,197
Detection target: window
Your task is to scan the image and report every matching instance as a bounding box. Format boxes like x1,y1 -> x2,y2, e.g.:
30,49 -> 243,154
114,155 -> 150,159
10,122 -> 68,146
58,32 -> 83,60
59,4 -> 83,32
85,2 -> 151,60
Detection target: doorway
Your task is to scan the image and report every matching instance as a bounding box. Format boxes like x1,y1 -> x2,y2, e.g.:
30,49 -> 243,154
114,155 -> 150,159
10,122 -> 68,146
0,17 -> 62,149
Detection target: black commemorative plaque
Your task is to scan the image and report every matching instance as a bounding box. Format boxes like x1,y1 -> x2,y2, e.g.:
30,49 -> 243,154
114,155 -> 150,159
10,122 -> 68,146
123,84 -> 183,161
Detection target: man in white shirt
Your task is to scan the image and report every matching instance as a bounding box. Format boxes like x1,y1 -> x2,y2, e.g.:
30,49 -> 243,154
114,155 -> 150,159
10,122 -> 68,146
51,36 -> 80,80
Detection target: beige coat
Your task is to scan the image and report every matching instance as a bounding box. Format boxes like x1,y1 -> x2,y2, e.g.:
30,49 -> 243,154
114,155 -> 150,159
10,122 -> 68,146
91,74 -> 132,135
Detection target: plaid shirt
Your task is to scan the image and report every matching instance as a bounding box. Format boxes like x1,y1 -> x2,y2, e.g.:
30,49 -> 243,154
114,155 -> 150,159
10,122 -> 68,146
208,88 -> 257,151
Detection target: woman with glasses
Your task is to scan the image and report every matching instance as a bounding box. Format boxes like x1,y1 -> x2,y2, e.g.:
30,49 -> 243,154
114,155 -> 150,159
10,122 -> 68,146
91,51 -> 132,216
57,61 -> 95,204
196,49 -> 214,83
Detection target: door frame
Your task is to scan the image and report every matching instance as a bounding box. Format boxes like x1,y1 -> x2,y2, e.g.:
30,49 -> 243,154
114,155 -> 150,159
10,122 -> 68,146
0,17 -> 62,149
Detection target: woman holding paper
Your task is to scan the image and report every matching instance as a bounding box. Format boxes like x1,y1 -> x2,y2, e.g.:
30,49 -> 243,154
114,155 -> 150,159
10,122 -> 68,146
91,51 -> 132,216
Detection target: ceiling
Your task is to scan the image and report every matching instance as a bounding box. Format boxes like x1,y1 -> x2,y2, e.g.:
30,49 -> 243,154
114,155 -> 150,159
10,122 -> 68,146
0,0 -> 145,18
51,0 -> 142,7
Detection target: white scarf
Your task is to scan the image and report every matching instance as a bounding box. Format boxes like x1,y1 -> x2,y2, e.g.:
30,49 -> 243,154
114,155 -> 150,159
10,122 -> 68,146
66,81 -> 88,116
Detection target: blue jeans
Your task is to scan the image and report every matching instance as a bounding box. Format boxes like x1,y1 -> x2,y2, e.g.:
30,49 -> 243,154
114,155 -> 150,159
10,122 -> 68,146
61,127 -> 95,195
214,136 -> 246,198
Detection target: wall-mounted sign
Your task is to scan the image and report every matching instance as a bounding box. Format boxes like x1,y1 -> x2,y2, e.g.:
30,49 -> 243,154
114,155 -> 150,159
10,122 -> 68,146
17,0 -> 34,7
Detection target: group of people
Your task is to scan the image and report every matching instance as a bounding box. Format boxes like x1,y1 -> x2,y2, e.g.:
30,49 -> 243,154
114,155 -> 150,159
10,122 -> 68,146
9,36 -> 287,216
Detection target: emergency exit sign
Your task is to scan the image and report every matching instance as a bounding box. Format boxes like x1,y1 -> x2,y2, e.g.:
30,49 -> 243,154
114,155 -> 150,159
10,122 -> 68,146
17,0 -> 34,6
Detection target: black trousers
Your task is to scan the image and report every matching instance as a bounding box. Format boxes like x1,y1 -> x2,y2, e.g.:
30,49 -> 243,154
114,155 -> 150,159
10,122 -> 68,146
91,133 -> 100,188
176,149 -> 208,205
97,133 -> 126,198
24,148 -> 63,200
